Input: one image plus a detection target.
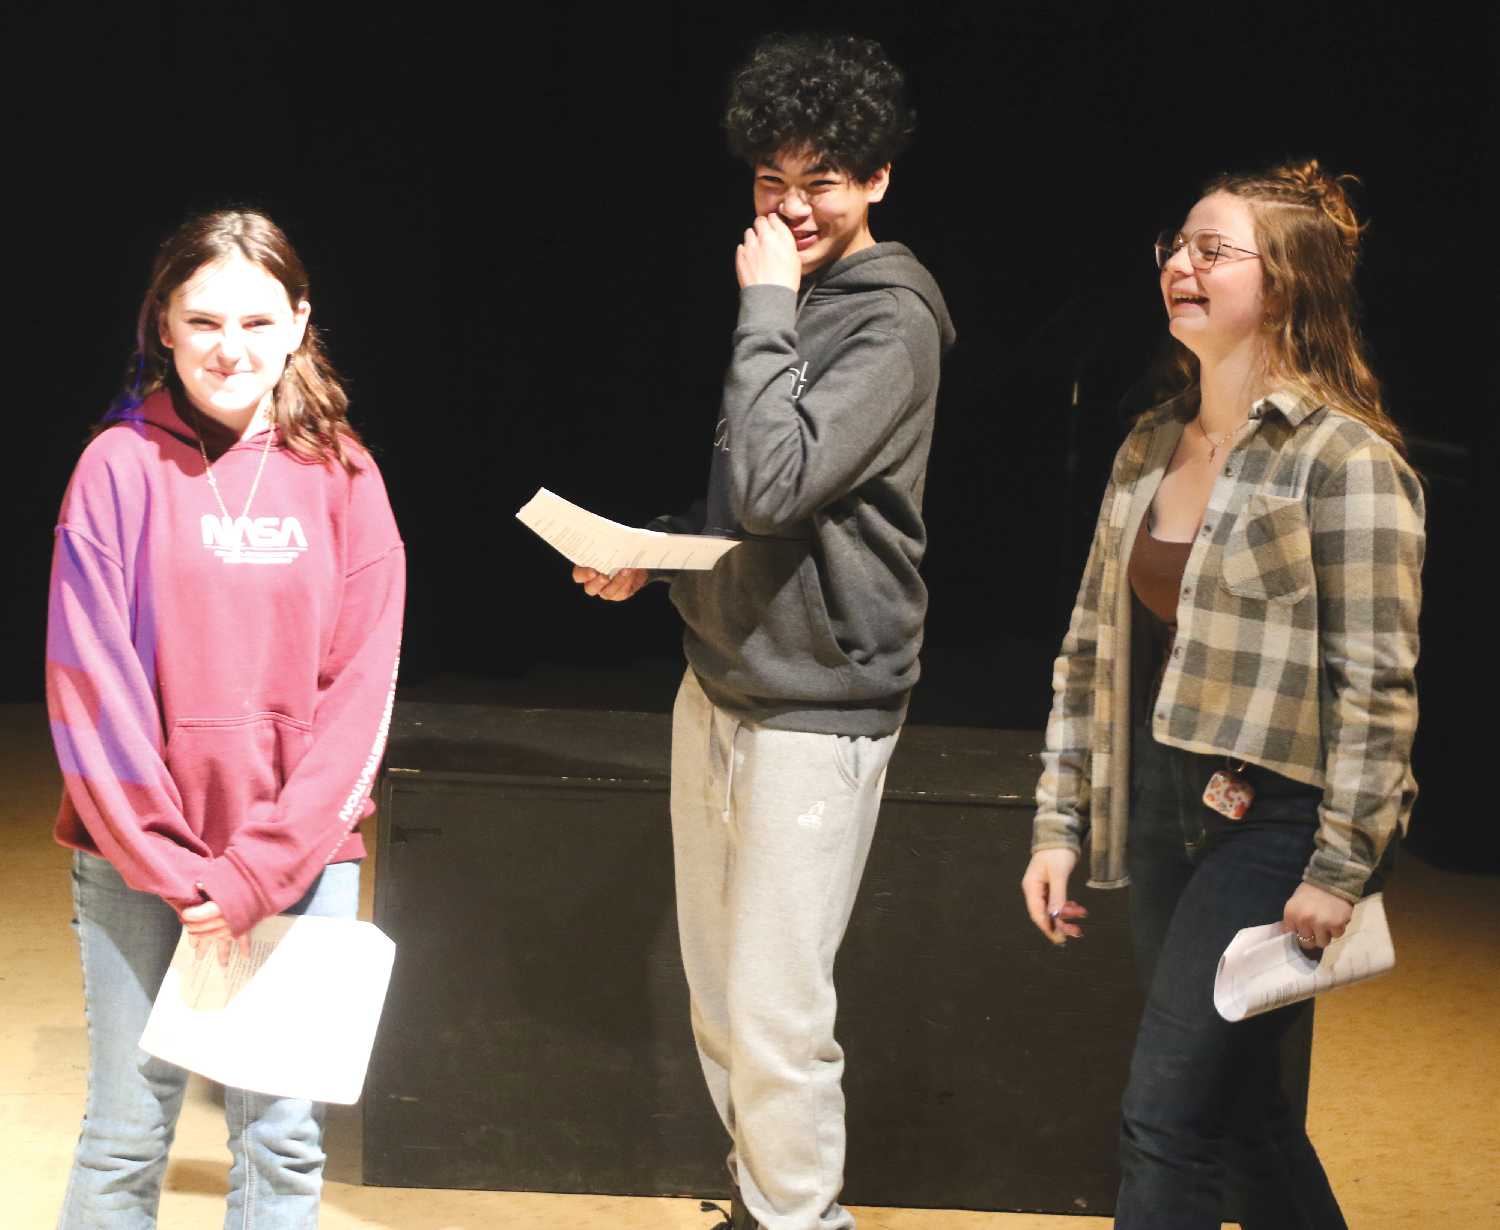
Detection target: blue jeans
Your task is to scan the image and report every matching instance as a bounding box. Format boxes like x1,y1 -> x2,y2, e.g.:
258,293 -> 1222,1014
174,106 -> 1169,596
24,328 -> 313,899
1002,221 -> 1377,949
58,851 -> 360,1230
1114,725 -> 1347,1230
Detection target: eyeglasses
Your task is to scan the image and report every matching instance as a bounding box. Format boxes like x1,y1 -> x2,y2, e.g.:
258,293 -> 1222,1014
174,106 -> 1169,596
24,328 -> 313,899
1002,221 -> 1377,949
1154,228 -> 1261,271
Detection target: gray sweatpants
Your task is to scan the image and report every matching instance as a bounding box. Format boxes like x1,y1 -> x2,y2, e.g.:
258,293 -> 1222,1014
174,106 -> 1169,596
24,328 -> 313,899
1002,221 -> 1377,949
670,668 -> 899,1230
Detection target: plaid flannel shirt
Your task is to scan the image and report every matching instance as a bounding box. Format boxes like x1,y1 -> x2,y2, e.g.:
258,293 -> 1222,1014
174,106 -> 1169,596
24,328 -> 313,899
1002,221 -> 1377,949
1033,390 -> 1424,902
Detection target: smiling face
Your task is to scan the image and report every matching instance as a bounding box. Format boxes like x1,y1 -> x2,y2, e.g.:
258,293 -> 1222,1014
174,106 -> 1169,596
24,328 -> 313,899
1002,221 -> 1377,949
753,148 -> 890,276
1160,191 -> 1266,367
157,252 -> 310,428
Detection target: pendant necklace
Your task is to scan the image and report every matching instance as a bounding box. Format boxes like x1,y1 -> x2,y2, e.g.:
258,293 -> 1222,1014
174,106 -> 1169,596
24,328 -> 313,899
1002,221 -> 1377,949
1195,415 -> 1248,461
194,404 -> 275,564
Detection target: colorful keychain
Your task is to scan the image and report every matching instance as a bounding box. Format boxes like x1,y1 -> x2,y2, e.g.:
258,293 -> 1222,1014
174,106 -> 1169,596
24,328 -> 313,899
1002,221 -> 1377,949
1203,759 -> 1255,820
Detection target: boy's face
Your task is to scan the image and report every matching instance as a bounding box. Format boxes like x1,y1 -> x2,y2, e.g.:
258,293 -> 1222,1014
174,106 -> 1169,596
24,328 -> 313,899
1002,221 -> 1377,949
752,148 -> 889,276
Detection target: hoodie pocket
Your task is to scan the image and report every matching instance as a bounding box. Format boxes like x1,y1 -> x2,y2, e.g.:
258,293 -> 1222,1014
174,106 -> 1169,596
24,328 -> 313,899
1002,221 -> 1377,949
163,713 -> 314,851
1220,493 -> 1314,604
798,560 -> 854,669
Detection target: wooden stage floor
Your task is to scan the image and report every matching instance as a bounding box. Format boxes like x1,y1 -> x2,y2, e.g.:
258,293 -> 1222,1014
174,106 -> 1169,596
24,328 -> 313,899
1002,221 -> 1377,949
4,703 -> 1495,1229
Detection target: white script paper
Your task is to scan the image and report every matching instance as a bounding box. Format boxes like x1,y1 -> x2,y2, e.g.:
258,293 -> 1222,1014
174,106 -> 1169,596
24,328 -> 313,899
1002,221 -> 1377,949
1214,893 -> 1395,1022
140,915 -> 396,1104
516,487 -> 740,573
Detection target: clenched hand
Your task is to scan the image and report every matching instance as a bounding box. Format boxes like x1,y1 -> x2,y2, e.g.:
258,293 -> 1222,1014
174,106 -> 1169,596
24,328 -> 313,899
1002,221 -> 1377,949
736,213 -> 802,292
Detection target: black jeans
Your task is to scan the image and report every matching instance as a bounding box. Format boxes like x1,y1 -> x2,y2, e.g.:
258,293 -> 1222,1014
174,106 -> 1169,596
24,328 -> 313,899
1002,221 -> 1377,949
1113,723 -> 1347,1230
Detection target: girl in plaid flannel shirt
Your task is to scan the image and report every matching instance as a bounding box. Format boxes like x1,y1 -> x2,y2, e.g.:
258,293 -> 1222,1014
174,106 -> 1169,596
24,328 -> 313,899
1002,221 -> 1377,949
1021,161 -> 1423,1228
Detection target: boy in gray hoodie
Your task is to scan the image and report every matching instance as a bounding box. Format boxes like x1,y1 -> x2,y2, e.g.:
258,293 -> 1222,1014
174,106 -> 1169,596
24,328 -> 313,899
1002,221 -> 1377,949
574,32 -> 954,1230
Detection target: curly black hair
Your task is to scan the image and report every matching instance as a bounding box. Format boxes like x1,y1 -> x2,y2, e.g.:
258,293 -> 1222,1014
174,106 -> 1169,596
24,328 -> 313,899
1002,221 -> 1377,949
724,33 -> 915,182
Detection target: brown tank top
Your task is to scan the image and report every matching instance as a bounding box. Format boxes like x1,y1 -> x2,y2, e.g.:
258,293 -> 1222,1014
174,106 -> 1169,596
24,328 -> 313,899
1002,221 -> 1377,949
1128,517 -> 1192,626
1129,518 -> 1193,722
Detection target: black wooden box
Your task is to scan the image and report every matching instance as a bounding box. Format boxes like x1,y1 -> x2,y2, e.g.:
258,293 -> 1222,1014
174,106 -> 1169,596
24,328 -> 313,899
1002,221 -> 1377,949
362,702 -> 1310,1215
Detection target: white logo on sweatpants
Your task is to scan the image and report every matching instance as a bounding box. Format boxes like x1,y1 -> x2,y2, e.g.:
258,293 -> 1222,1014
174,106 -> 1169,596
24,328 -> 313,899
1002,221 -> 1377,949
201,514 -> 309,565
797,799 -> 826,828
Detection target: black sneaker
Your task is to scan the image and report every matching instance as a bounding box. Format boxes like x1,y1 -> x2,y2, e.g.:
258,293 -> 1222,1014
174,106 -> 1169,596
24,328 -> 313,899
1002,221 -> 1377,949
698,1200 -> 733,1229
697,1195 -> 761,1230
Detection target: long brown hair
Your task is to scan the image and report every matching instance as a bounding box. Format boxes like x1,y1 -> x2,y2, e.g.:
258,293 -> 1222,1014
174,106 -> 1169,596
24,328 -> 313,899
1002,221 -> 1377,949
1164,159 -> 1405,454
109,209 -> 363,471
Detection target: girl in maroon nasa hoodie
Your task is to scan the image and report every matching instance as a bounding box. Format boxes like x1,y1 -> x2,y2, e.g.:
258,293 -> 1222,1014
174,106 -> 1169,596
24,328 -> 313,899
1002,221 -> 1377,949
46,210 -> 403,1227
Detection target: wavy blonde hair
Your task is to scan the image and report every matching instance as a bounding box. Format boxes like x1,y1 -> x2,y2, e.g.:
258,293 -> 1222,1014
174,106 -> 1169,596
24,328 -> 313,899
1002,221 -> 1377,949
110,209 -> 363,471
1167,159 -> 1405,454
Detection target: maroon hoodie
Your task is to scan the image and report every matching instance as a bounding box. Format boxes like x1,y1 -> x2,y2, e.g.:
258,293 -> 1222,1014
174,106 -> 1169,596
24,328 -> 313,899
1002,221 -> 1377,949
47,390 -> 405,935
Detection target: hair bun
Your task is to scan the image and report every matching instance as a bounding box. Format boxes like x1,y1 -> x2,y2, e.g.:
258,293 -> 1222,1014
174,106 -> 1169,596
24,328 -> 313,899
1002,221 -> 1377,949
1206,158 -> 1366,254
1279,158 -> 1364,252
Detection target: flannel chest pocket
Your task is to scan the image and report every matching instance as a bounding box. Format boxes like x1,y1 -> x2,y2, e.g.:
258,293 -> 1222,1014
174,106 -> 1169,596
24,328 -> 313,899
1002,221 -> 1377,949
1220,492 -> 1314,603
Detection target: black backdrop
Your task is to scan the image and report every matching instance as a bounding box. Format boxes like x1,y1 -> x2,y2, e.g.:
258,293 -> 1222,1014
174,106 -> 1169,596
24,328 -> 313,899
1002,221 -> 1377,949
6,2 -> 1487,861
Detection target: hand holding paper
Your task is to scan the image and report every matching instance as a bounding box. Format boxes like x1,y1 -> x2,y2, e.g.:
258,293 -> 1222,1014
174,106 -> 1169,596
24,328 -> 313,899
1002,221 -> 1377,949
180,898 -> 249,966
140,914 -> 396,1104
573,564 -> 650,602
517,488 -> 739,574
1214,893 -> 1395,1022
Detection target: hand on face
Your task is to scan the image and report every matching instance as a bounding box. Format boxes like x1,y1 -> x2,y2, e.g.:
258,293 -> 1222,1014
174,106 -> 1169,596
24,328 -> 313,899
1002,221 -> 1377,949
736,212 -> 803,293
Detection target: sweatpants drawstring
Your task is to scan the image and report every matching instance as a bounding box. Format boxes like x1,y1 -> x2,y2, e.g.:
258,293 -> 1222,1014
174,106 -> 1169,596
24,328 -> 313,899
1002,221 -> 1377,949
721,717 -> 741,822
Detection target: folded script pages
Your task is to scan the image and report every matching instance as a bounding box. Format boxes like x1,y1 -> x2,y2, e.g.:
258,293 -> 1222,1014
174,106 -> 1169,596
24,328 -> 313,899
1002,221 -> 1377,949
140,915 -> 396,1104
1214,893 -> 1395,1022
516,487 -> 740,573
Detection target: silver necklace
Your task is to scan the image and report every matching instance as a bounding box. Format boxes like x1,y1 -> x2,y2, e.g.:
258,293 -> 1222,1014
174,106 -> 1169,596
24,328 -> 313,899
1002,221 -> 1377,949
193,406 -> 276,563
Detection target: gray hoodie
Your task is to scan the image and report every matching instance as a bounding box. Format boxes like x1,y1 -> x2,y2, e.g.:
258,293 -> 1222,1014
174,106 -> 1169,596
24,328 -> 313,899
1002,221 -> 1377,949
663,241 -> 956,737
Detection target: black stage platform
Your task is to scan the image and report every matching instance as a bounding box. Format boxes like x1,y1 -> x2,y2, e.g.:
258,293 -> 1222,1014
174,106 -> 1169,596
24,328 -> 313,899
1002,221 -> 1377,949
361,702 -> 1312,1216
